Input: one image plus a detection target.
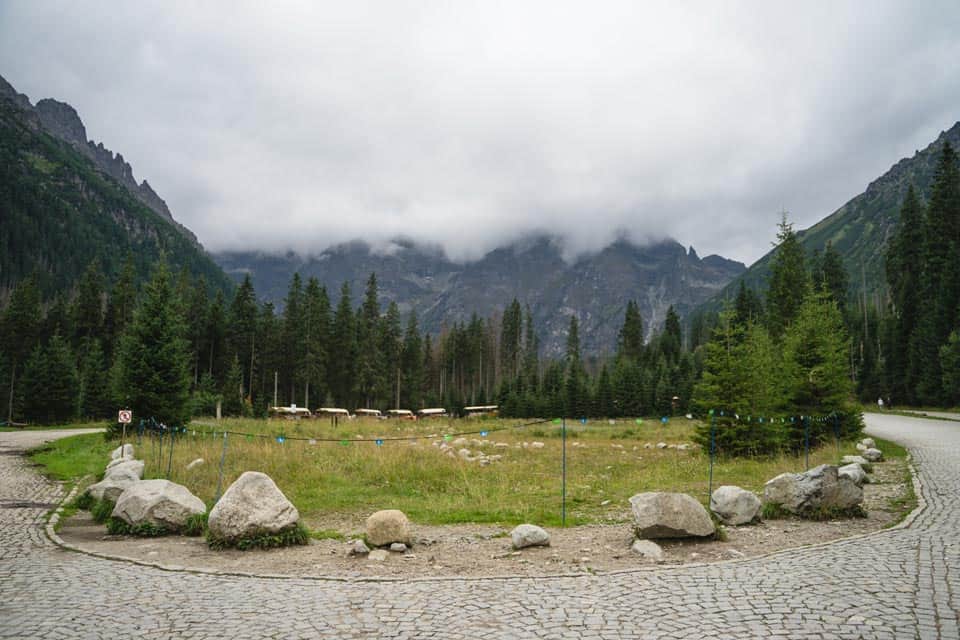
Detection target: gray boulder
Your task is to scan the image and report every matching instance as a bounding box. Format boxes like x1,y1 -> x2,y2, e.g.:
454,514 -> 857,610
510,524 -> 551,549
104,459 -> 144,481
763,464 -> 862,515
862,448 -> 884,462
111,479 -> 205,531
710,485 -> 761,525
630,539 -> 664,562
110,443 -> 134,460
629,492 -> 715,539
87,475 -> 138,503
860,437 -> 876,449
365,509 -> 412,547
208,471 -> 300,542
841,455 -> 870,467
838,463 -> 868,487
350,539 -> 370,555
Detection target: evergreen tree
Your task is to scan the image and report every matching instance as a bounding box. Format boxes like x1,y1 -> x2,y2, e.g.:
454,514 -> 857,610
70,261 -> 105,347
766,215 -> 808,339
563,315 -> 587,417
204,290 -> 228,381
221,354 -> 244,416
886,185 -> 924,404
733,281 -> 763,327
2,275 -> 41,424
379,301 -> 402,408
499,299 -> 523,385
330,282 -> 357,406
814,242 -> 848,313
228,274 -> 259,398
660,306 -> 682,365
617,301 -> 644,361
521,307 -> 540,393
21,334 -> 79,425
281,273 -> 305,404
400,311 -> 424,409
939,331 -> 960,407
111,260 -> 192,426
356,274 -> 382,407
781,286 -> 859,448
78,338 -> 109,419
104,254 -> 137,357
301,278 -> 329,409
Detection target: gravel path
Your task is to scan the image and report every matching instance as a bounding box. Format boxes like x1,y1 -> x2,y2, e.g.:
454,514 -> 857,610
1,414 -> 957,639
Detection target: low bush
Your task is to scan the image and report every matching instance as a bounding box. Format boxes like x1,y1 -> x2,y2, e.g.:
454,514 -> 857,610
183,512 -> 208,537
106,517 -> 169,537
90,498 -> 115,523
207,522 -> 310,551
72,491 -> 95,511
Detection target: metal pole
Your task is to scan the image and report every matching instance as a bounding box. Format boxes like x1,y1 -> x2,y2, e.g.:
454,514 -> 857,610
804,415 -> 810,470
708,411 -> 716,499
166,427 -> 175,479
833,413 -> 840,458
561,417 -> 567,527
215,432 -> 229,502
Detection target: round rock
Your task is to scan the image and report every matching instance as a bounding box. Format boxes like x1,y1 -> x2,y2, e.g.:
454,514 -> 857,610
710,485 -> 761,526
510,524 -> 550,549
365,509 -> 411,547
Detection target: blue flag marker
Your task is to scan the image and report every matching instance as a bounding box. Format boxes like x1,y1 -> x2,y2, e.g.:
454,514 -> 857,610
661,416 -> 668,424
376,439 -> 384,446
580,418 -> 587,424
480,430 -> 488,437
276,436 -> 285,444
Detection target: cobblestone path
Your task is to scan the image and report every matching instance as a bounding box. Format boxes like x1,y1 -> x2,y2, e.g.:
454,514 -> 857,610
1,414 -> 957,639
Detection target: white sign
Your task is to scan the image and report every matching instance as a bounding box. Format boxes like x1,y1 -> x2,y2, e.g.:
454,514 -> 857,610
118,409 -> 132,424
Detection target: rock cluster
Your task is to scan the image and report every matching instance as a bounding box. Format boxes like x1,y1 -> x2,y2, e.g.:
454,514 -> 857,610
431,438 -> 503,465
88,446 -> 144,502
763,464 -> 862,515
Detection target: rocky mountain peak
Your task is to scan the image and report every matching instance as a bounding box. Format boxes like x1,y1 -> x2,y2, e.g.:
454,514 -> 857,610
34,98 -> 87,146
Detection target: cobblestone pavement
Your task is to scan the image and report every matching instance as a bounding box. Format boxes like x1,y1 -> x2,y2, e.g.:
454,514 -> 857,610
1,415 -> 958,639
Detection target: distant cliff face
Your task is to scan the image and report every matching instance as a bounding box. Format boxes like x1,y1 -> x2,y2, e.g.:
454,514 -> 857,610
215,236 -> 745,356
704,120 -> 960,310
1,76 -> 198,246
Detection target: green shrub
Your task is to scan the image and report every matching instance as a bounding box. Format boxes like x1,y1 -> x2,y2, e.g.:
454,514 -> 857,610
207,522 -> 310,551
106,517 -> 169,537
91,498 -> 115,523
761,501 -> 866,521
72,491 -> 95,511
183,512 -> 208,537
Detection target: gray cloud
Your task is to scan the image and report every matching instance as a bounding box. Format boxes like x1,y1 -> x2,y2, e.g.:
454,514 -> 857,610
2,1 -> 959,264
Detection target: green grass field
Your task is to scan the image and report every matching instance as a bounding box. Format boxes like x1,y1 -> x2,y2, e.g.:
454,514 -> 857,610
31,416 -> 894,531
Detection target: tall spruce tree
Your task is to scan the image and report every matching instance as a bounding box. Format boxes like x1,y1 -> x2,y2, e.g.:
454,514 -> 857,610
766,215 -> 808,339
617,301 -> 644,362
330,282 -> 357,406
886,185 -> 924,404
2,275 -> 41,424
20,334 -> 79,425
111,260 -> 191,426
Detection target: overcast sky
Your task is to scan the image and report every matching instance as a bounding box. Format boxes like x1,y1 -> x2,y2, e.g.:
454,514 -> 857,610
2,2 -> 959,265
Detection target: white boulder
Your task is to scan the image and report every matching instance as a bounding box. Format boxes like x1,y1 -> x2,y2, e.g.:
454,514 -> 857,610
111,479 -> 205,531
841,455 -> 870,467
104,459 -> 144,481
510,524 -> 551,549
207,471 -> 300,542
860,437 -> 876,449
862,448 -> 884,462
629,492 -> 715,539
710,486 -> 761,526
365,509 -> 411,547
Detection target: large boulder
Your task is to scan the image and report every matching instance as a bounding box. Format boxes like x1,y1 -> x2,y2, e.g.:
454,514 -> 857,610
862,448 -> 884,462
208,472 -> 300,542
365,509 -> 412,547
841,455 -> 870,467
629,492 -> 715,539
710,485 -> 761,526
87,475 -> 138,503
763,464 -> 862,515
838,463 -> 868,488
510,524 -> 550,549
110,444 -> 134,460
104,459 -> 144,481
111,479 -> 205,531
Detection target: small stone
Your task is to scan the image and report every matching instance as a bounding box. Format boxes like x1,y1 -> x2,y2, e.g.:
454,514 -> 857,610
185,458 -> 205,471
510,524 -> 551,549
530,442 -> 545,449
350,539 -> 370,555
656,442 -> 667,449
862,448 -> 883,462
389,542 -> 407,553
368,549 -> 389,562
860,437 -> 876,449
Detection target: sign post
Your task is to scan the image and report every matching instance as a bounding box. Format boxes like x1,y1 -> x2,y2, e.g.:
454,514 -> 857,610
118,409 -> 132,453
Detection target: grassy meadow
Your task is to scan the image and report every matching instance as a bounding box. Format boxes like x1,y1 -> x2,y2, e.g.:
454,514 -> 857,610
28,415 -> 894,533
